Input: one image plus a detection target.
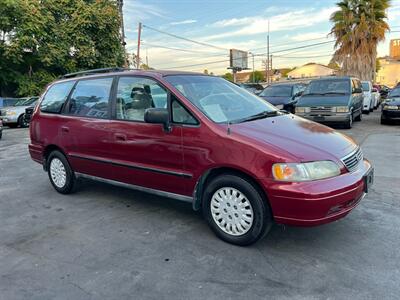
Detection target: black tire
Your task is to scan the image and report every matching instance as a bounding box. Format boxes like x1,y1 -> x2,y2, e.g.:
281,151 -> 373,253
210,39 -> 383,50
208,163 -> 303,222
343,112 -> 353,129
7,123 -> 18,128
47,150 -> 76,194
18,115 -> 28,128
381,118 -> 389,125
202,174 -> 273,246
364,110 -> 370,115
0,131 -> 2,139
354,111 -> 362,122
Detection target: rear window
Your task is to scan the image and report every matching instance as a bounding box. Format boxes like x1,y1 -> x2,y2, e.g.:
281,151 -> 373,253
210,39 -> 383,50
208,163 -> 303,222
40,81 -> 76,113
260,85 -> 292,97
361,82 -> 370,92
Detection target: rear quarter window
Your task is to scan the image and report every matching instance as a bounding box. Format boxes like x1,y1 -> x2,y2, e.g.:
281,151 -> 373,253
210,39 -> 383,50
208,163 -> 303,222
40,81 -> 76,113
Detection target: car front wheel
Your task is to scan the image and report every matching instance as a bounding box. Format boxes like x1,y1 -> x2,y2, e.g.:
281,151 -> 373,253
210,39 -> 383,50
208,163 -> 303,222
202,174 -> 272,246
47,150 -> 76,194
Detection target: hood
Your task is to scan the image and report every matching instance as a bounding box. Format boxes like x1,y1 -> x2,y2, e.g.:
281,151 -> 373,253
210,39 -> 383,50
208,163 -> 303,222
297,95 -> 350,106
259,96 -> 292,105
384,97 -> 400,105
230,114 -> 357,162
1,105 -> 30,112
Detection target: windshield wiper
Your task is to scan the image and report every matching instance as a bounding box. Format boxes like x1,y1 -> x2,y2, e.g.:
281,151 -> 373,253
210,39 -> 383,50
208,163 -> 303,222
231,110 -> 278,124
302,92 -> 326,96
323,92 -> 347,95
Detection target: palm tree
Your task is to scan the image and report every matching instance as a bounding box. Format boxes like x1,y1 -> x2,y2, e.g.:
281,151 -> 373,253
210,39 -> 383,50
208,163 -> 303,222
330,0 -> 390,81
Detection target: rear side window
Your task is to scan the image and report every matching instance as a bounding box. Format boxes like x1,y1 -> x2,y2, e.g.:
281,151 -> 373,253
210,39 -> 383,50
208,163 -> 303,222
40,81 -> 75,113
68,77 -> 113,119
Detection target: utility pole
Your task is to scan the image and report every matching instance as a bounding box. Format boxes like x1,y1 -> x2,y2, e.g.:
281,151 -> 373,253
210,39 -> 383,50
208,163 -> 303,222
270,54 -> 272,82
136,22 -> 142,69
249,52 -> 255,82
117,0 -> 127,67
146,48 -> 149,67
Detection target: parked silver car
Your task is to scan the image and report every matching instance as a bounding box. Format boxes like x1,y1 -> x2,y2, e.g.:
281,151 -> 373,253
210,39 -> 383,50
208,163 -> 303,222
0,97 -> 38,128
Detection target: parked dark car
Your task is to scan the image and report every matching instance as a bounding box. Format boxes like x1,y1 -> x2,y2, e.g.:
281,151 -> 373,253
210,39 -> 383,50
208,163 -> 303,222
23,104 -> 36,125
239,83 -> 264,95
381,87 -> 400,124
378,85 -> 391,99
258,83 -> 305,113
29,68 -> 373,246
295,77 -> 363,129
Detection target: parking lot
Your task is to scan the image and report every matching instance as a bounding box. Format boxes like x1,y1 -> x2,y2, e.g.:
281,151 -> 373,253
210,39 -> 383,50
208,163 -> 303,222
0,111 -> 399,299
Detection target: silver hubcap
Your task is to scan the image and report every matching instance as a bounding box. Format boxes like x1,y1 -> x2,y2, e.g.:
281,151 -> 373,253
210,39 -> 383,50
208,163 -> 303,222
50,158 -> 67,188
210,187 -> 254,236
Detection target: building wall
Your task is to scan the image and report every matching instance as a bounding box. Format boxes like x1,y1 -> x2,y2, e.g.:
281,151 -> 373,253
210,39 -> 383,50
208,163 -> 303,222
376,58 -> 400,87
390,39 -> 400,60
287,64 -> 335,79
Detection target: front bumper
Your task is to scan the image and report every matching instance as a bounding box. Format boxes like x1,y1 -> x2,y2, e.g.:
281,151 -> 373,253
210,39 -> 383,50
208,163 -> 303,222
296,112 -> 350,124
262,159 -> 372,226
0,115 -> 18,124
381,110 -> 400,120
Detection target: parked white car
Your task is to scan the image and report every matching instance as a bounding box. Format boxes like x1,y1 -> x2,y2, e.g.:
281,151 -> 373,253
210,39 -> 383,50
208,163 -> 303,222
361,81 -> 374,114
372,87 -> 380,109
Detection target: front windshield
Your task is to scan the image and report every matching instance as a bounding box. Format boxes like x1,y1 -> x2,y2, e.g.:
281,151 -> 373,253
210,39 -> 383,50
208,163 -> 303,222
389,88 -> 400,98
165,75 -> 276,123
14,97 -> 37,106
361,82 -> 370,92
304,79 -> 350,95
260,85 -> 292,97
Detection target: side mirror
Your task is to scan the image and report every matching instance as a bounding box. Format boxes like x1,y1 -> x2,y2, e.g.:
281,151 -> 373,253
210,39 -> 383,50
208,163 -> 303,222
144,108 -> 170,131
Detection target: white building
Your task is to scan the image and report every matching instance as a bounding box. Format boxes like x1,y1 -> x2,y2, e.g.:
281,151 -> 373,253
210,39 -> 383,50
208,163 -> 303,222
287,63 -> 336,79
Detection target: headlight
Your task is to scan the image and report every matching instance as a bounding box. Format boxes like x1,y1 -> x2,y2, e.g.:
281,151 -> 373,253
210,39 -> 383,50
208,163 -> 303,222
383,105 -> 398,110
333,106 -> 349,113
272,161 -> 341,182
6,110 -> 16,116
295,107 -> 310,113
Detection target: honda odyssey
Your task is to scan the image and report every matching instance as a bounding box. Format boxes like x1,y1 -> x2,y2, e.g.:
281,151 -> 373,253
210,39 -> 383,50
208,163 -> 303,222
29,68 -> 374,245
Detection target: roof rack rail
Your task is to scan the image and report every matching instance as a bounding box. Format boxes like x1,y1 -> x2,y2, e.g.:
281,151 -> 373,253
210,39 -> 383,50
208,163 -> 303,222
61,67 -> 132,79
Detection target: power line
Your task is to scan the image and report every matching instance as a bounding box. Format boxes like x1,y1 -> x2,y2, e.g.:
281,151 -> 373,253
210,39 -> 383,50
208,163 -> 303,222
274,54 -> 333,59
141,43 -> 225,55
249,36 -> 332,52
142,24 -> 229,51
158,40 -> 335,70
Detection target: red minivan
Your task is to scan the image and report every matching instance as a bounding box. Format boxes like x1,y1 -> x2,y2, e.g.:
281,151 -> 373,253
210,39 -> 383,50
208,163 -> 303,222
29,68 -> 374,245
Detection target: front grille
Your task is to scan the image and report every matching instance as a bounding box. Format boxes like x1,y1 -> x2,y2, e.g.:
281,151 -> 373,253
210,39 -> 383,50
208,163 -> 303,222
341,147 -> 363,172
310,106 -> 333,115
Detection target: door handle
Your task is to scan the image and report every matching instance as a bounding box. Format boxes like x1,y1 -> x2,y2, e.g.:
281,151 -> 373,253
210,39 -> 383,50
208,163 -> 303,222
114,133 -> 127,142
61,126 -> 69,133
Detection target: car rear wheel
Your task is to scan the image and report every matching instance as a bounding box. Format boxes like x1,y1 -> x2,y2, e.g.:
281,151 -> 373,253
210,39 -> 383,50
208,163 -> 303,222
47,151 -> 76,194
202,174 -> 272,246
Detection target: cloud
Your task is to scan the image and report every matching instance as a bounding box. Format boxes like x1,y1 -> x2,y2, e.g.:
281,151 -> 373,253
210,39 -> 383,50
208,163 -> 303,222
291,32 -> 329,41
123,1 -> 168,21
170,19 -> 197,26
204,7 -> 336,41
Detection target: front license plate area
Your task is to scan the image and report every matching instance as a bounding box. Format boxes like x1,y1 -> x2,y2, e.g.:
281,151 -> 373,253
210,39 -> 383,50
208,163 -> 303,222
313,116 -> 325,122
363,168 -> 374,193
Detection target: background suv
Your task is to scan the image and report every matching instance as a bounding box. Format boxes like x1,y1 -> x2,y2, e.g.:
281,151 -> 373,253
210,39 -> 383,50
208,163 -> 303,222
295,77 -> 363,129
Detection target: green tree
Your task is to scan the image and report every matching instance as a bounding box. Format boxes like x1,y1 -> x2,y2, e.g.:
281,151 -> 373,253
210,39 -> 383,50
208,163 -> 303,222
222,72 -> 233,81
330,0 -> 390,81
0,0 -> 124,96
249,70 -> 265,83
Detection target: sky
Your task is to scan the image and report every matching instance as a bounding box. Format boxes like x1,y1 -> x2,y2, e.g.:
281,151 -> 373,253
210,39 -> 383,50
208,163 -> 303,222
122,0 -> 400,74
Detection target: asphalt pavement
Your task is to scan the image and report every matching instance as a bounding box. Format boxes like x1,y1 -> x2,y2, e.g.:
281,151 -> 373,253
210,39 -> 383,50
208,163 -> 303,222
0,111 -> 399,300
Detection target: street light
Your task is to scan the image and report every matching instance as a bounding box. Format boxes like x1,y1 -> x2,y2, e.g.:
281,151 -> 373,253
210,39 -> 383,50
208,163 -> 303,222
249,51 -> 255,83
